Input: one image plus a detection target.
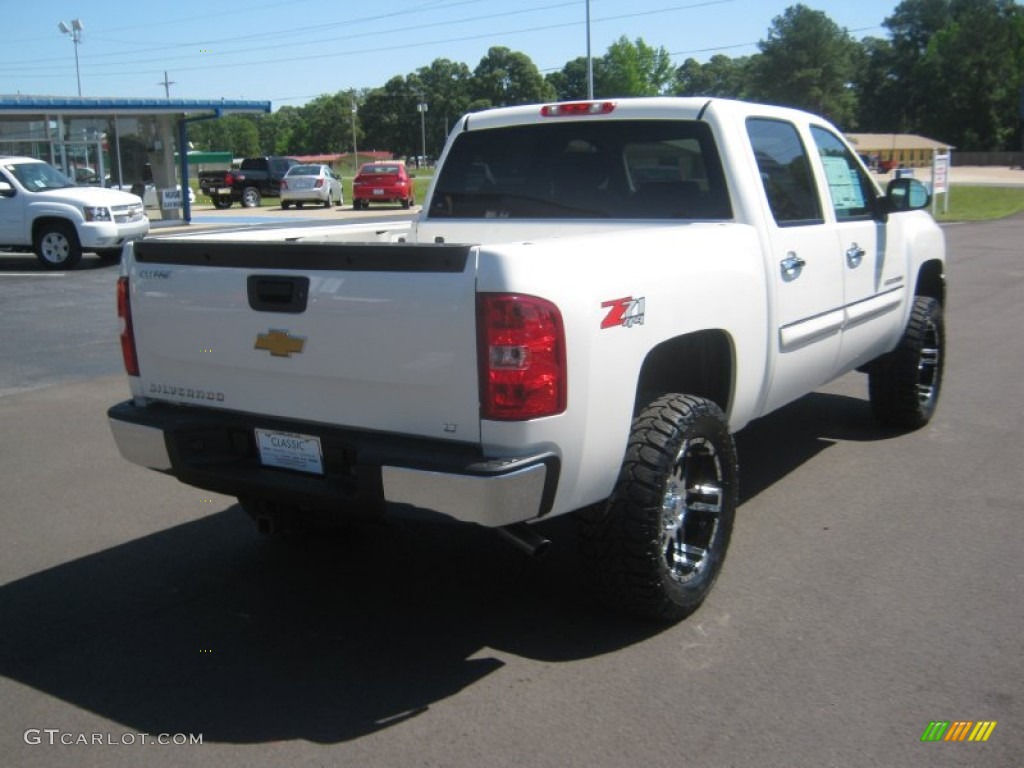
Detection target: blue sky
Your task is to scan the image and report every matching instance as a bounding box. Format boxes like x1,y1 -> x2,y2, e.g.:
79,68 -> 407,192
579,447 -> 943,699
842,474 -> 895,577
4,0 -> 901,108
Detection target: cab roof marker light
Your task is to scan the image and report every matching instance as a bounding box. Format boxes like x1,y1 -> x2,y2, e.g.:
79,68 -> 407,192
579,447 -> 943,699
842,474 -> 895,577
541,101 -> 617,117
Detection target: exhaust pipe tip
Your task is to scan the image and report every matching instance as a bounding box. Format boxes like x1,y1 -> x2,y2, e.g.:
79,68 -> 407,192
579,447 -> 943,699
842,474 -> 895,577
495,522 -> 551,558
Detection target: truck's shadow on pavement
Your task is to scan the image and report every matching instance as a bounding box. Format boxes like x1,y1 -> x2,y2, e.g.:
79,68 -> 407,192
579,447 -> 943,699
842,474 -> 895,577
0,390 -> 885,744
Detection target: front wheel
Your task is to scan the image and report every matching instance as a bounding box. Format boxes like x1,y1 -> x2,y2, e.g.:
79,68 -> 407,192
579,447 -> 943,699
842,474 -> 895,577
579,394 -> 738,622
868,296 -> 945,429
34,221 -> 82,270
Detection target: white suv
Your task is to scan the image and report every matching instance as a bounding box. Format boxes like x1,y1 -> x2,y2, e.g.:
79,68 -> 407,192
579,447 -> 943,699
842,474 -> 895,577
0,156 -> 149,269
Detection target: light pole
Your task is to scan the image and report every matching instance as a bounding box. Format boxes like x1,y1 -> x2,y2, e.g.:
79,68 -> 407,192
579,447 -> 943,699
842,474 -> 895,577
351,101 -> 359,171
585,0 -> 593,99
417,101 -> 428,168
58,18 -> 84,97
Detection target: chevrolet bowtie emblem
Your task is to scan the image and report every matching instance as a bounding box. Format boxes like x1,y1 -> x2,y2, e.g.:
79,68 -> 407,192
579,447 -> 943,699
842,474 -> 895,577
254,329 -> 305,357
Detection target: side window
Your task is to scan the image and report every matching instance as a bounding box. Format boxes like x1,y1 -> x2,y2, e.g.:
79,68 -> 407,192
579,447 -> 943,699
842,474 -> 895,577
746,118 -> 822,227
810,126 -> 877,220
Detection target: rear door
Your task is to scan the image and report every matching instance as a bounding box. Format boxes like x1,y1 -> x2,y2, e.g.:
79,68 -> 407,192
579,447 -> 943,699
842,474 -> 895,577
747,117 -> 844,414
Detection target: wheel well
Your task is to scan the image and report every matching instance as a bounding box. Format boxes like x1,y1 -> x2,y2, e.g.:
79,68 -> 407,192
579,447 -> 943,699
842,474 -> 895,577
633,330 -> 734,415
32,216 -> 76,242
915,259 -> 946,306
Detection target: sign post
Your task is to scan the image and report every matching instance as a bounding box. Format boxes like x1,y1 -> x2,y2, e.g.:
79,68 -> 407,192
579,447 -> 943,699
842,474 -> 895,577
931,152 -> 951,216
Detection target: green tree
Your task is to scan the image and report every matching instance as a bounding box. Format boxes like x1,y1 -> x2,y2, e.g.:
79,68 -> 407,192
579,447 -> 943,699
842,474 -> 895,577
884,0 -> 1024,150
470,47 -> 555,108
414,59 -> 473,157
674,54 -> 751,98
882,0 -> 955,132
259,105 -> 302,155
749,4 -> 860,126
851,36 -> 904,132
359,75 -> 421,157
188,115 -> 260,157
546,56 -> 604,101
600,36 -> 675,97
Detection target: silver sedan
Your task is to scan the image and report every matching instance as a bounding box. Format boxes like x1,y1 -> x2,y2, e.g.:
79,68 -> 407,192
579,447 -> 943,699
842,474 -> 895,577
280,164 -> 344,208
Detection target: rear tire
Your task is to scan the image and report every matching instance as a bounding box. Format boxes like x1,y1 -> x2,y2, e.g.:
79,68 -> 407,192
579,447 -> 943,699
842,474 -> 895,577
34,221 -> 82,270
868,296 -> 945,429
211,196 -> 232,209
579,394 -> 737,622
241,186 -> 261,208
281,201 -> 291,210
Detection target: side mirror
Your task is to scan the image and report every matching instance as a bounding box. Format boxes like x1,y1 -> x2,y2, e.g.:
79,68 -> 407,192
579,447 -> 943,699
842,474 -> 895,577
0,180 -> 14,198
886,177 -> 931,212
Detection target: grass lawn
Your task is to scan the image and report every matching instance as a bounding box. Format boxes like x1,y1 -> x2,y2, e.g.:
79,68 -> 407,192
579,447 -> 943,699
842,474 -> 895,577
935,185 -> 1024,222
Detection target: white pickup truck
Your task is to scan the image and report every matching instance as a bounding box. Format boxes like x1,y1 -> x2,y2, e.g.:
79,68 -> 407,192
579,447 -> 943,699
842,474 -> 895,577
108,98 -> 945,621
0,156 -> 149,269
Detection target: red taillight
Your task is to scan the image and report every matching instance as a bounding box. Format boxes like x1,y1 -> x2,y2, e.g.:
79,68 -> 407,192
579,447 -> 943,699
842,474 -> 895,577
117,276 -> 139,376
315,178 -> 324,188
477,293 -> 566,420
224,172 -> 235,186
280,180 -> 288,189
541,101 -> 616,117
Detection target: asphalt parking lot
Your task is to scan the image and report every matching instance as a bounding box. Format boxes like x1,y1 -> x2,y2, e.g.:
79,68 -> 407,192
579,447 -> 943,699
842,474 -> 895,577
0,205 -> 1021,767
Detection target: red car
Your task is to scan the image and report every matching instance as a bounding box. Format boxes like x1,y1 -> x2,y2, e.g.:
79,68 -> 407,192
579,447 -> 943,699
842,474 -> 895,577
352,161 -> 415,209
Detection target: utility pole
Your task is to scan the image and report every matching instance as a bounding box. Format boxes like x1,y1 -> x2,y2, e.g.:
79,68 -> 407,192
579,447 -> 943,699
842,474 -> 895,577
158,71 -> 175,99
417,101 -> 428,167
351,100 -> 359,171
585,0 -> 594,99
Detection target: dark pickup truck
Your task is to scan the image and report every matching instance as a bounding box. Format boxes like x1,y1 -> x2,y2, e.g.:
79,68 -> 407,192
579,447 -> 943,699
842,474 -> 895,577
198,156 -> 298,209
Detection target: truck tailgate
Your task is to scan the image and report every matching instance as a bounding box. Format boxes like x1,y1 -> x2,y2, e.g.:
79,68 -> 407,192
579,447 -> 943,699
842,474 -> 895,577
127,239 -> 481,444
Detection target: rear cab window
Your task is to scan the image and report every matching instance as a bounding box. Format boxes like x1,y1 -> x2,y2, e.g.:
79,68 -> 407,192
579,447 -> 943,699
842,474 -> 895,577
746,118 -> 823,227
428,120 -> 732,220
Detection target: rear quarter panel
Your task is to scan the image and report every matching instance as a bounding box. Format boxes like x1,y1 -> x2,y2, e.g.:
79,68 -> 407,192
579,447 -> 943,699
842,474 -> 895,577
472,222 -> 768,515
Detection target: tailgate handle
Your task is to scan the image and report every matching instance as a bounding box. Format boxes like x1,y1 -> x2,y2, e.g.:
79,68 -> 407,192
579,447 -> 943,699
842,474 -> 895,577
247,276 -> 309,313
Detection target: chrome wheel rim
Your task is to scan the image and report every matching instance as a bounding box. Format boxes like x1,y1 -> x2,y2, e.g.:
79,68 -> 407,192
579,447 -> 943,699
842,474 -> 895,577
917,317 -> 941,408
40,233 -> 70,264
661,437 -> 723,584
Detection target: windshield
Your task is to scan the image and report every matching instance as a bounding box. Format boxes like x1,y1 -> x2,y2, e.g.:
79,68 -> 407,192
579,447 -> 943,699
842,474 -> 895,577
4,161 -> 75,191
429,119 -> 732,220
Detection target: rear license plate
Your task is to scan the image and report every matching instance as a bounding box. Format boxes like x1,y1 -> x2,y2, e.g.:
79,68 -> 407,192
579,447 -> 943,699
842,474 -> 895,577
216,187 -> 232,195
255,429 -> 324,475
373,188 -> 384,195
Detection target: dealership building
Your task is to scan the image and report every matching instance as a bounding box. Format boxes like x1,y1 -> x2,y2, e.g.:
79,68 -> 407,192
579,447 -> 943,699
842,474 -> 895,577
0,95 -> 269,223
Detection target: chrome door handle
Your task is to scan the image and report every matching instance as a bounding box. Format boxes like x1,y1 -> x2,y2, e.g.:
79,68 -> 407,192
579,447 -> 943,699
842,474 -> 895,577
780,253 -> 806,281
846,243 -> 866,268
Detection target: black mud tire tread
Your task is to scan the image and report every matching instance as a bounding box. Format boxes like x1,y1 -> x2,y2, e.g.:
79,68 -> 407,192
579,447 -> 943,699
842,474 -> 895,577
578,394 -> 738,622
868,296 -> 945,430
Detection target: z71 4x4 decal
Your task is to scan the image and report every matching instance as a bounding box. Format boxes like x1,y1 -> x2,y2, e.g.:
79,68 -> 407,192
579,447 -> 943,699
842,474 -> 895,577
601,296 -> 646,329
